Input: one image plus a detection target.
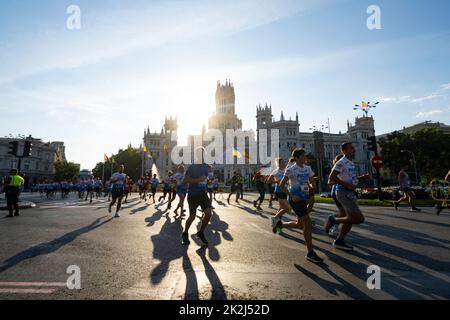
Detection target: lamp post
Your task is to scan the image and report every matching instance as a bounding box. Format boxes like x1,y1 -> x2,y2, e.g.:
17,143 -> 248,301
401,150 -> 419,184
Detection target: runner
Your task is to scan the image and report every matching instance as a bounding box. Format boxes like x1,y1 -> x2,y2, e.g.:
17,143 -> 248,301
123,176 -> 133,203
274,148 -> 323,263
327,154 -> 345,238
173,165 -> 187,216
253,169 -> 266,210
267,158 -> 289,233
85,175 -> 95,203
142,174 -> 151,201
181,147 -> 213,246
158,172 -> 172,203
212,177 -> 219,201
167,171 -> 177,210
149,174 -> 159,204
138,175 -> 145,200
227,171 -> 240,204
434,169 -> 450,215
267,179 -> 275,208
108,165 -> 127,217
238,173 -> 244,200
393,165 -> 421,212
325,142 -> 369,251
94,178 -> 103,199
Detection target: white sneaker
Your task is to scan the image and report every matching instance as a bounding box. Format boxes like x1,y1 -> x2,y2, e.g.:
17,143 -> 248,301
114,213 -> 121,218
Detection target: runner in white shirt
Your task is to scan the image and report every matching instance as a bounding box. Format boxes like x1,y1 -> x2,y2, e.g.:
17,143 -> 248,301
275,148 -> 323,264
266,158 -> 289,233
108,165 -> 127,217
326,142 -> 370,251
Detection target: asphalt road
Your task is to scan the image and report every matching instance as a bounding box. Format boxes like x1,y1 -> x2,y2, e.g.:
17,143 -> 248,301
0,192 -> 449,300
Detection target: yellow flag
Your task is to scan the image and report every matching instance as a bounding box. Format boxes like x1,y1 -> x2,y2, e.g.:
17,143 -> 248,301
147,152 -> 152,159
143,146 -> 147,152
232,148 -> 242,159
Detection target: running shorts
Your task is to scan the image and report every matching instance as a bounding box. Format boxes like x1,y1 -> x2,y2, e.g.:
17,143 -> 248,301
403,187 -> 411,193
112,189 -> 124,199
336,190 -> 361,215
289,199 -> 308,218
267,184 -> 275,194
151,187 -> 157,193
187,193 -> 212,215
176,185 -> 187,195
275,192 -> 287,200
213,186 -> 219,192
207,187 -> 213,193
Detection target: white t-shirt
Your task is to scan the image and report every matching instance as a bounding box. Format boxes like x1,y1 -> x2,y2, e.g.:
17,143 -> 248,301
332,156 -> 358,192
271,168 -> 286,192
173,173 -> 185,186
284,163 -> 314,200
111,172 -> 127,187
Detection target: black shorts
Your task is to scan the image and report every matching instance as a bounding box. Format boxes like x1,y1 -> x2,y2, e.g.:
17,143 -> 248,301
332,193 -> 343,209
112,189 -> 124,199
275,192 -> 287,200
187,193 -> 212,215
289,200 -> 308,218
267,185 -> 275,194
151,187 -> 157,193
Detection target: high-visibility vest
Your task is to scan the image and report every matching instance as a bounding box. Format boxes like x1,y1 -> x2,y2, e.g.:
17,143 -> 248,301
9,175 -> 24,187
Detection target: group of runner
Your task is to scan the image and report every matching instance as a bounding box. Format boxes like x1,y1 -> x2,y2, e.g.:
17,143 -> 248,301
104,143 -> 449,264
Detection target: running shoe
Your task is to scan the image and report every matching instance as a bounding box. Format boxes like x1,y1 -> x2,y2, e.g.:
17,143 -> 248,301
306,251 -> 323,263
273,219 -> 282,234
181,232 -> 190,245
394,202 -> 399,210
410,207 -> 421,212
114,212 -> 121,218
108,206 -> 112,214
196,232 -> 208,246
333,238 -> 354,251
325,214 -> 336,234
435,204 -> 443,216
256,206 -> 263,211
253,200 -> 257,208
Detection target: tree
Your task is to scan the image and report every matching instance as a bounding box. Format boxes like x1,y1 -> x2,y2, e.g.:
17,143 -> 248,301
379,128 -> 450,184
92,146 -> 142,181
54,161 -> 80,182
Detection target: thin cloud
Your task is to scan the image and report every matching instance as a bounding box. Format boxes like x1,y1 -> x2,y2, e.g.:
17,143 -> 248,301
415,110 -> 442,118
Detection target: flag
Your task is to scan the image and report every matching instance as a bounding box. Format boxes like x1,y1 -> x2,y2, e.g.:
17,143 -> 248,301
362,101 -> 368,108
147,152 -> 152,159
143,146 -> 147,152
104,154 -> 109,162
232,148 -> 242,159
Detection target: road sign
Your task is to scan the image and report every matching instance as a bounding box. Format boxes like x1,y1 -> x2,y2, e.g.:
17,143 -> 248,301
371,155 -> 384,169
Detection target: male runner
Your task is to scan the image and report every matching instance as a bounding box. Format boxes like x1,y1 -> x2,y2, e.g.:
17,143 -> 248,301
393,165 -> 421,212
159,172 -> 173,203
173,165 -> 187,216
253,169 -> 266,210
108,165 -> 127,217
327,154 -> 345,237
274,148 -> 323,263
227,171 -> 240,204
94,178 -> 103,199
325,142 -> 369,251
212,177 -> 219,201
149,174 -> 159,204
85,175 -> 95,203
182,147 -> 213,246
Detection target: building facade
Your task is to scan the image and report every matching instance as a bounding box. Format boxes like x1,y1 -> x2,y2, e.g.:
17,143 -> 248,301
0,136 -> 66,188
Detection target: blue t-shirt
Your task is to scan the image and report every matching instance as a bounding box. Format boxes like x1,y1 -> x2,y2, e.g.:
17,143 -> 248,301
185,164 -> 210,196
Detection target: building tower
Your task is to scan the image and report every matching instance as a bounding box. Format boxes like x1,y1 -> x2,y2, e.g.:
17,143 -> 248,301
208,80 -> 242,132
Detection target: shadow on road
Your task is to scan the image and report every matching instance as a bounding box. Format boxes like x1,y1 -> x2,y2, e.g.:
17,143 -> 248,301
0,216 -> 113,274
150,211 -> 232,300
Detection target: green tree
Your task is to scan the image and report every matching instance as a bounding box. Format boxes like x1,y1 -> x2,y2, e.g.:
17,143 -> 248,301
379,128 -> 450,184
92,146 -> 142,181
54,161 -> 80,182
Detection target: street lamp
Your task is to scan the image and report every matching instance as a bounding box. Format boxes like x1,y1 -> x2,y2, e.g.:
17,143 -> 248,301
401,150 -> 419,184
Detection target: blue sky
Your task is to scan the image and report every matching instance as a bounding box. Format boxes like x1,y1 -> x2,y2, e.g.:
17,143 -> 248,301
1,0 -> 449,169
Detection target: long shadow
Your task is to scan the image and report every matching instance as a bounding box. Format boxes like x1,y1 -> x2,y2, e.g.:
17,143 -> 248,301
358,221 -> 450,248
130,203 -> 151,215
198,213 -> 233,262
145,210 -> 164,227
294,262 -> 373,300
196,247 -> 227,300
150,216 -> 185,285
234,204 -> 269,219
383,214 -> 450,229
182,247 -> 199,300
340,233 -> 450,299
0,216 -> 113,273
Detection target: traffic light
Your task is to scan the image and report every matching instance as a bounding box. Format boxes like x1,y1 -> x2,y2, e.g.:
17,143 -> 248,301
23,141 -> 32,157
8,141 -> 19,156
367,136 -> 378,154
